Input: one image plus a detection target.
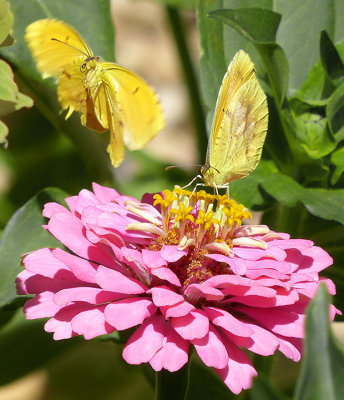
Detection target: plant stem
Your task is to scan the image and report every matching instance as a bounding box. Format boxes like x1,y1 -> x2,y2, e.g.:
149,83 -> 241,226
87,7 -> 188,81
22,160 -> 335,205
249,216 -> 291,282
155,362 -> 190,400
165,6 -> 208,163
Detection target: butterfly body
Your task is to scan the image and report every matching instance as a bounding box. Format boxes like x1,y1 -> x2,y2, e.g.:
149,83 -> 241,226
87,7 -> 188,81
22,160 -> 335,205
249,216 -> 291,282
26,19 -> 165,167
201,50 -> 268,189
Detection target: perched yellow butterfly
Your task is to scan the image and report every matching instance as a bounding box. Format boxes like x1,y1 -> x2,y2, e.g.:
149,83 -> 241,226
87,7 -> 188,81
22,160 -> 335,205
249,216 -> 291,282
201,50 -> 268,189
25,19 -> 165,167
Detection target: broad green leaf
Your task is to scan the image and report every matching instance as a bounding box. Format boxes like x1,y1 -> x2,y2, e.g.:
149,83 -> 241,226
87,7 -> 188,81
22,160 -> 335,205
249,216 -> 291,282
326,83 -> 344,142
0,0 -> 14,47
0,187 -> 68,308
196,0 -> 226,130
274,0 -> 338,91
210,7 -> 288,105
1,0 -> 115,83
320,30 -> 344,86
294,284 -> 344,400
330,147 -> 344,185
261,173 -> 344,224
210,8 -> 280,43
229,160 -> 278,210
249,374 -> 289,400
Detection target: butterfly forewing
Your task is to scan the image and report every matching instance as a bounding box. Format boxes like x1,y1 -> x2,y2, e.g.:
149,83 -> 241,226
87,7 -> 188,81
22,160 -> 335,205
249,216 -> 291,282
202,50 -> 268,188
25,19 -> 93,79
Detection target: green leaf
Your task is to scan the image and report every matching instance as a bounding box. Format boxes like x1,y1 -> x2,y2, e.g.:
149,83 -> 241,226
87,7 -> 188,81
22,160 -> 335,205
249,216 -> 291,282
294,284 -> 344,400
0,0 -> 14,47
330,147 -> 344,184
326,83 -> 344,142
229,160 -> 278,210
210,8 -> 281,43
196,0 -> 226,130
210,7 -> 289,105
0,187 -> 68,308
275,0 -> 339,91
320,30 -> 344,86
261,172 -> 344,225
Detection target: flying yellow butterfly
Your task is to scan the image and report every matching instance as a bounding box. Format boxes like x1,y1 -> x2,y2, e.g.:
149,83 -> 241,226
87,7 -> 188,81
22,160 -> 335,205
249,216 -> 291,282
201,50 -> 268,189
25,19 -> 165,167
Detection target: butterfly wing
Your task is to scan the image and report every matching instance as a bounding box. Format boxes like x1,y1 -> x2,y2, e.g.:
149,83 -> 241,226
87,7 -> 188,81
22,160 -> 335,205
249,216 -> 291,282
25,19 -> 94,79
100,63 -> 165,150
86,67 -> 125,167
203,50 -> 268,187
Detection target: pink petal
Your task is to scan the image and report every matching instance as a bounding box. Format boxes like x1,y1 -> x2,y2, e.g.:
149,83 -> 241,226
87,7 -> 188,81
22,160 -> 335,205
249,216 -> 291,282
47,212 -> 117,267
16,270 -> 80,295
205,254 -> 246,275
277,336 -> 302,361
142,249 -> 167,268
172,309 -> 209,340
203,307 -> 253,337
185,284 -> 224,301
223,322 -> 279,356
52,248 -> 97,283
235,306 -> 305,338
92,182 -> 121,203
96,265 -> 147,294
148,286 -> 184,306
104,298 -> 157,330
123,315 -> 165,364
161,245 -> 188,262
23,248 -> 72,278
42,202 -> 68,218
44,304 -> 88,340
24,291 -> 62,319
300,246 -> 333,273
215,339 -> 257,394
160,301 -> 195,318
53,287 -> 125,306
71,306 -> 114,339
149,326 -> 189,372
192,325 -> 228,369
150,267 -> 181,286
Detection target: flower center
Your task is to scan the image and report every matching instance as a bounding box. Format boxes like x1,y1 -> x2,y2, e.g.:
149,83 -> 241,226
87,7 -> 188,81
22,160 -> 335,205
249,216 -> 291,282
127,187 -> 252,287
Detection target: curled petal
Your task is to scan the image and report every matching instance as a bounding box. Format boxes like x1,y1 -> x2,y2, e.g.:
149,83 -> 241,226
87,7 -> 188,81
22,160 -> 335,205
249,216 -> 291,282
123,315 -> 165,364
104,298 -> 157,330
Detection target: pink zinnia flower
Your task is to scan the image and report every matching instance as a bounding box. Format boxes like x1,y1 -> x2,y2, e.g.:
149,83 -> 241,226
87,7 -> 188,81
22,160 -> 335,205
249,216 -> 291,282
16,183 -> 338,394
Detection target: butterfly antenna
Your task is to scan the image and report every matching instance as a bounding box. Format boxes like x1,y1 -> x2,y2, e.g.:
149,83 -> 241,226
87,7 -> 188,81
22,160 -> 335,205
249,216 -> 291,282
165,164 -> 203,171
50,38 -> 89,57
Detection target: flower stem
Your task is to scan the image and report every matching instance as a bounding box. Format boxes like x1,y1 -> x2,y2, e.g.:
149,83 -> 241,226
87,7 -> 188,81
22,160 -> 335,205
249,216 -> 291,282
155,363 -> 190,400
165,6 -> 208,163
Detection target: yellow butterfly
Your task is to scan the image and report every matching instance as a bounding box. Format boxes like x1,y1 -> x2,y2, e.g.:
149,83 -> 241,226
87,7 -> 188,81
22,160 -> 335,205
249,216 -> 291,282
25,19 -> 165,167
201,50 -> 268,189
